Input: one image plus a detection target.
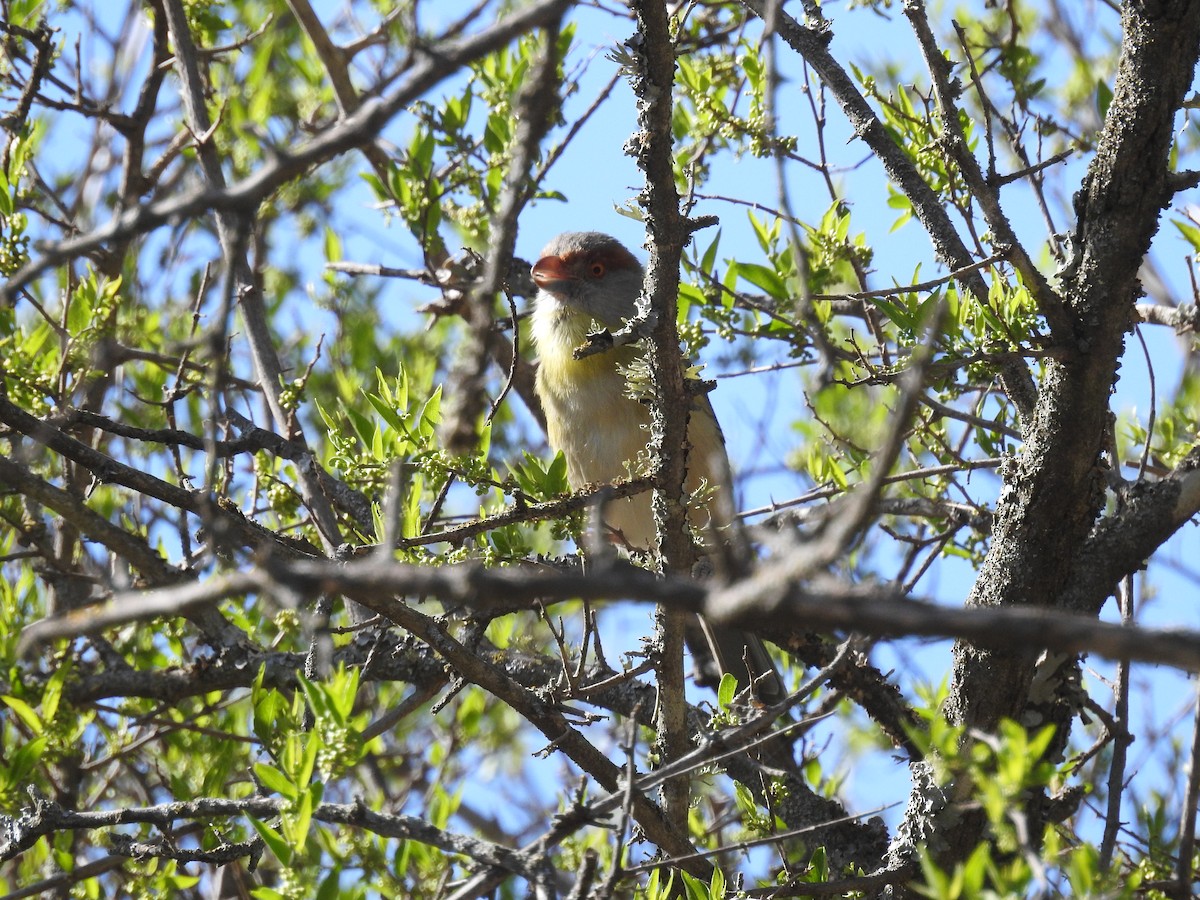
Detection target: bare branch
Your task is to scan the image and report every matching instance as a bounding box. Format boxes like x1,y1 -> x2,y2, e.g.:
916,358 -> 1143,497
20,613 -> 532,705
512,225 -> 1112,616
903,0 -> 1071,337
22,555 -> 1200,674
1135,301 -> 1200,333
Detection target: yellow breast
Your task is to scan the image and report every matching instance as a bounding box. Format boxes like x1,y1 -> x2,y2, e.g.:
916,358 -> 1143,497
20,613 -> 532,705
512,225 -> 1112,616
531,295 -> 733,549
532,298 -> 648,475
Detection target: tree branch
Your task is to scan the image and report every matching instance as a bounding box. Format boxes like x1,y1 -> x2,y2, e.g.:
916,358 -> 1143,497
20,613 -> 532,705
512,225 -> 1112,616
903,0 -> 1071,338
0,394 -> 318,560
737,0 -> 1038,422
22,555 -> 1200,674
1061,445 -> 1200,615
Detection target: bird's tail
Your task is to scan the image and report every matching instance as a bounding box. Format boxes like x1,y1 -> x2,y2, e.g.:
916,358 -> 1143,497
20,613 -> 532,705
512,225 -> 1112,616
687,616 -> 785,707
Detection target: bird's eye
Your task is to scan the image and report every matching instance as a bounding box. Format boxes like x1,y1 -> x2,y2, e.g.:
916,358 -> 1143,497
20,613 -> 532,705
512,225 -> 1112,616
589,261 -> 606,278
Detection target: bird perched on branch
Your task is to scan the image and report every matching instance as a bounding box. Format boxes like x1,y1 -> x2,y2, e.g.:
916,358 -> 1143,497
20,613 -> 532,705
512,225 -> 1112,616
530,230 -> 782,703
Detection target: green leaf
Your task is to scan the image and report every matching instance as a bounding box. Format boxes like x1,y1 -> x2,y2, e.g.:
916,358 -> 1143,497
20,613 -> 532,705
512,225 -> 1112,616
345,404 -> 377,447
40,661 -> 68,725
2,694 -> 43,734
916,845 -> 954,898
9,0 -> 46,29
289,783 -> 316,851
677,281 -> 706,318
254,762 -> 298,801
315,869 -> 344,900
359,171 -> 385,200
548,450 -> 568,492
333,667 -> 361,722
366,390 -> 407,435
1095,78 -> 1113,121
297,727 -> 319,786
323,226 -> 342,262
872,296 -> 913,331
418,385 -> 443,435
731,261 -> 787,297
961,842 -> 989,894
709,865 -> 725,900
67,276 -> 96,336
1172,218 -> 1200,253
700,230 -> 721,273
717,672 -> 737,710
747,210 -> 776,253
409,130 -> 435,178
916,290 -> 943,328
3,736 -> 47,788
680,869 -> 708,900
249,816 -> 293,866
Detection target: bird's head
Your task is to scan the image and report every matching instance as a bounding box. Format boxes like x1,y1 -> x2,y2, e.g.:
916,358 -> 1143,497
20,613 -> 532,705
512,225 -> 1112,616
531,232 -> 644,330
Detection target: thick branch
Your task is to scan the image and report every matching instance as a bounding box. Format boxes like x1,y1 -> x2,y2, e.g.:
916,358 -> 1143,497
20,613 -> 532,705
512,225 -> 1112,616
22,556 -> 1200,674
1061,446 -> 1200,615
950,0 -> 1200,730
627,0 -> 694,827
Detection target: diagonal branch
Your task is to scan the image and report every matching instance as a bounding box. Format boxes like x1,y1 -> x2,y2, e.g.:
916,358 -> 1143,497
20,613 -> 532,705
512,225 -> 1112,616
1061,444 -> 1200,616
737,0 -> 1038,422
0,454 -> 184,586
902,0 -> 1070,339
337,580 -> 711,878
0,394 -> 319,560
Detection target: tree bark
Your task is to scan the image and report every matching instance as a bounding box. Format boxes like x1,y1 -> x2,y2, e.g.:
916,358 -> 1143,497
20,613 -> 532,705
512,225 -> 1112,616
929,0 -> 1200,871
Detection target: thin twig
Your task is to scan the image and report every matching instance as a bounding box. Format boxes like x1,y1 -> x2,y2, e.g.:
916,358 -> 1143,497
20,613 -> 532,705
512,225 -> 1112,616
1176,677 -> 1200,895
1098,576 -> 1134,870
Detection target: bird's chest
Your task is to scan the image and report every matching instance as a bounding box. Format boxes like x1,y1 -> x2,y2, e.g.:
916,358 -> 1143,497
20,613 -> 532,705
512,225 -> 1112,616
537,356 -> 650,487
532,308 -> 650,486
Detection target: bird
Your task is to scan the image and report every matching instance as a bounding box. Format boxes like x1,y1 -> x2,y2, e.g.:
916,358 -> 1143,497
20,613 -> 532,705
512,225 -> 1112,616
529,230 -> 782,703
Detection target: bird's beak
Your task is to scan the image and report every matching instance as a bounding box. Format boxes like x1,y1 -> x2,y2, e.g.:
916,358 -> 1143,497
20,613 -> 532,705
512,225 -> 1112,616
531,255 -> 576,293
